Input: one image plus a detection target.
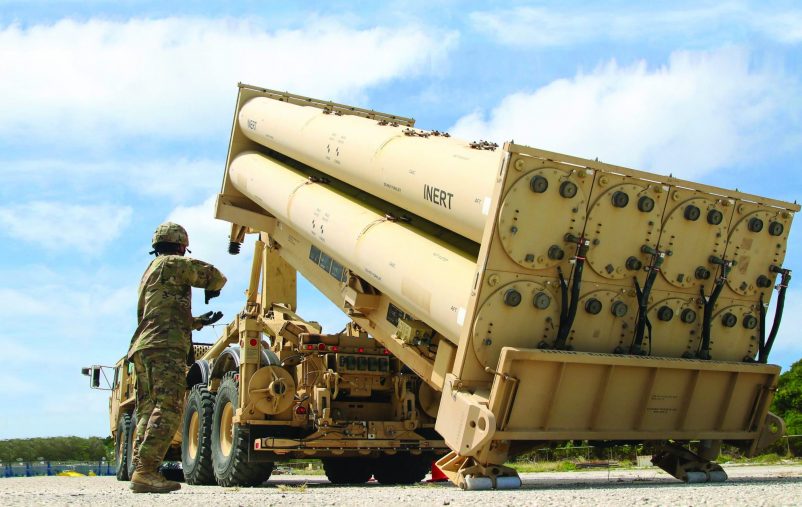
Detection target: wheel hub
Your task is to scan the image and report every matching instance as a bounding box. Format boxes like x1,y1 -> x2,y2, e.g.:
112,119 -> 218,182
188,411 -> 199,458
220,401 -> 234,458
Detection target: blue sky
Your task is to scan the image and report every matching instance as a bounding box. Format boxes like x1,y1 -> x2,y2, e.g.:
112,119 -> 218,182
1,1 -> 801,438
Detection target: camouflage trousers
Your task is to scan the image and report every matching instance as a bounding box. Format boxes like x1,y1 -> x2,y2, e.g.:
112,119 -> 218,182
130,348 -> 186,472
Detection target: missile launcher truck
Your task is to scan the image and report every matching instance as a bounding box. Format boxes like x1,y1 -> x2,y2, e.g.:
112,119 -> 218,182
214,84 -> 798,489
86,83 -> 797,490
86,321 -> 443,485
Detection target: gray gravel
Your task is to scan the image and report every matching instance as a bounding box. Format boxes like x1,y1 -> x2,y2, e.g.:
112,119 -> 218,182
1,464 -> 801,506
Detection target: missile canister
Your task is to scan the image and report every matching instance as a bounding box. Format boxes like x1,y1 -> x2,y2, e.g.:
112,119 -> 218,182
238,96 -> 501,243
228,151 -> 476,342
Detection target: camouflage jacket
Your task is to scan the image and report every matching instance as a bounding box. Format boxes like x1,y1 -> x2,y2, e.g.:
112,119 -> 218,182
128,255 -> 227,358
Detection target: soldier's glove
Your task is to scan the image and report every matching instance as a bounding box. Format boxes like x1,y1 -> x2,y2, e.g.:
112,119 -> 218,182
197,311 -> 223,327
204,289 -> 221,304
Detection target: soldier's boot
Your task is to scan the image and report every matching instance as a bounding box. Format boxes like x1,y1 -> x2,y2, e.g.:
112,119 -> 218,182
130,469 -> 181,493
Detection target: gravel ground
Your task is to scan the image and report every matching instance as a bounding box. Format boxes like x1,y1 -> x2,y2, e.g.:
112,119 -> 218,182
1,464 -> 800,506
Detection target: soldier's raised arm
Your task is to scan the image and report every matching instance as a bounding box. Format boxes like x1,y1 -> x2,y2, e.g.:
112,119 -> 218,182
174,258 -> 227,330
180,258 -> 227,291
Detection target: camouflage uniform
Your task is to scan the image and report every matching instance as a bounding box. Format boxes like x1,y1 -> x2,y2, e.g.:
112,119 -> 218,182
127,253 -> 226,473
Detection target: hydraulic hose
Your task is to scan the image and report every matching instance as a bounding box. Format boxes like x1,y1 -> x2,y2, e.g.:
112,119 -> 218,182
697,256 -> 734,360
554,235 -> 589,350
629,246 -> 668,355
558,267 -> 568,330
758,267 -> 792,363
541,267 -> 569,349
758,292 -> 766,362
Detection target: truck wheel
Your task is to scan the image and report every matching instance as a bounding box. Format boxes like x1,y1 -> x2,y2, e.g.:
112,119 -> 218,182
373,453 -> 431,485
115,413 -> 132,481
322,458 -> 373,484
211,372 -> 273,486
182,385 -> 216,485
126,412 -> 138,479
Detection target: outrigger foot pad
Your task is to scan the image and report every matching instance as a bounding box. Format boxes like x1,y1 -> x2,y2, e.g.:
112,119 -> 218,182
462,476 -> 493,490
495,476 -> 523,489
437,452 -> 523,490
651,442 -> 728,483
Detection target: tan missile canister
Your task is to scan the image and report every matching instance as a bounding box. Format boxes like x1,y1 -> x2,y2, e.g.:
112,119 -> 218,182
237,96 -> 501,242
228,151 -> 477,342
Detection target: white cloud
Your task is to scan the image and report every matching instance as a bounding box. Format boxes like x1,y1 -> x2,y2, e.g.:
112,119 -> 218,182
470,4 -> 802,47
167,194 -> 243,271
0,283 -> 136,343
0,373 -> 40,395
754,11 -> 802,44
0,202 -> 132,253
0,17 -> 458,145
2,157 -> 222,203
135,159 -> 223,200
0,288 -> 41,318
449,48 -> 796,178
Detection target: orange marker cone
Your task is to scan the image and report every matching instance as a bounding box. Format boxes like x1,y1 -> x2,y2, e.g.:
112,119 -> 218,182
428,461 -> 448,482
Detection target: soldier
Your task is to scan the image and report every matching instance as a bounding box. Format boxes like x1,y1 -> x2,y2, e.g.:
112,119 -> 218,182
127,222 -> 227,493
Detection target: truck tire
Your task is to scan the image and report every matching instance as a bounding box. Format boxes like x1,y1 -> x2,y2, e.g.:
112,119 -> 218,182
115,413 -> 132,481
182,384 -> 216,485
126,412 -> 138,479
373,453 -> 431,485
211,372 -> 273,486
322,457 -> 373,484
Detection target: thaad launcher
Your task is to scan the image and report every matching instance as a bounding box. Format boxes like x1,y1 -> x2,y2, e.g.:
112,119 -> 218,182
216,84 -> 797,489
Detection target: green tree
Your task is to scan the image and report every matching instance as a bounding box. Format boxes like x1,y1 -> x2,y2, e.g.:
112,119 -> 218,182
772,359 -> 802,436
0,436 -> 112,463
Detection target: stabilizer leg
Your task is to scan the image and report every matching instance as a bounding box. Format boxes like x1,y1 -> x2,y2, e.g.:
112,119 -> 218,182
435,452 -> 522,490
651,442 -> 728,483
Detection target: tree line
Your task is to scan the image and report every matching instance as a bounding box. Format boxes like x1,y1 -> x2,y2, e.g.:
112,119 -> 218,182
772,359 -> 802,438
0,436 -> 113,463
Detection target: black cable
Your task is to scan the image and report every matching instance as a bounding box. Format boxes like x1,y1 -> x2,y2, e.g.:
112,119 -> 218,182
758,292 -> 766,362
697,261 -> 731,360
760,269 -> 791,363
630,278 -> 645,354
630,248 -> 665,355
554,238 -> 588,350
542,267 -> 569,349
558,267 -> 568,331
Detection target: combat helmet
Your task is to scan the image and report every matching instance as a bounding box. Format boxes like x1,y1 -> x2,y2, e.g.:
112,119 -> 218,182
152,222 -> 189,248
